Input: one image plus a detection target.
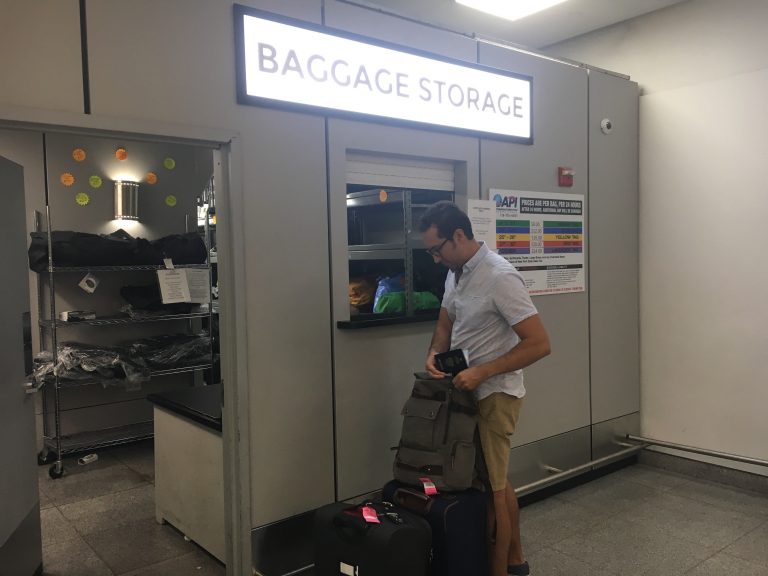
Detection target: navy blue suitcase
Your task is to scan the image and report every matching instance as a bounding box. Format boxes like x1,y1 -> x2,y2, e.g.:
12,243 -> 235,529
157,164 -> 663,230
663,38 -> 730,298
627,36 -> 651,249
383,480 -> 488,576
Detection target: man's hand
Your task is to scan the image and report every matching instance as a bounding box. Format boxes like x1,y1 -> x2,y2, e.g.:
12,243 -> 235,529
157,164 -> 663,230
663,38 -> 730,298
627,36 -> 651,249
426,350 -> 449,379
452,366 -> 487,391
426,307 -> 453,379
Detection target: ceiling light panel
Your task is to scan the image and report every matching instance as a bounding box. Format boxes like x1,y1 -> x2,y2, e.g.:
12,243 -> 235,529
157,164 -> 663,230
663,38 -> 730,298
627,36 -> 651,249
456,0 -> 570,22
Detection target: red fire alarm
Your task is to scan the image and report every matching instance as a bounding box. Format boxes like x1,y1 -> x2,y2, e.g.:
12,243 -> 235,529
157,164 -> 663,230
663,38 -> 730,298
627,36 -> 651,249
558,166 -> 574,187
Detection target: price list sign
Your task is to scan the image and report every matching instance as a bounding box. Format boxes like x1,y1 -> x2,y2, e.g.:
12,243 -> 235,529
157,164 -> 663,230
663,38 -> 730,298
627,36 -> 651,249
479,190 -> 585,295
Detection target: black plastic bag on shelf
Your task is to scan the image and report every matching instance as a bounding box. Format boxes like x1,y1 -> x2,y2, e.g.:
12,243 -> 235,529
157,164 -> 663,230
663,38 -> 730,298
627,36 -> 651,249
31,351 -> 54,384
32,343 -> 151,391
120,284 -> 197,314
128,333 -> 211,369
28,229 -> 140,271
134,237 -> 162,265
150,233 -> 207,264
28,229 -> 207,271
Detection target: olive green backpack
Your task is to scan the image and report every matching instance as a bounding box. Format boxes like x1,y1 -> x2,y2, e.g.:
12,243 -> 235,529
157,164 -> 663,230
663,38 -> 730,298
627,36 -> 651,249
393,373 -> 480,492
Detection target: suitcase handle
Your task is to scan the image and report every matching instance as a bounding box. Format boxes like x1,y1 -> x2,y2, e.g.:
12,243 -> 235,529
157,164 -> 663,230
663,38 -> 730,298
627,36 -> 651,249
332,510 -> 371,542
393,488 -> 433,515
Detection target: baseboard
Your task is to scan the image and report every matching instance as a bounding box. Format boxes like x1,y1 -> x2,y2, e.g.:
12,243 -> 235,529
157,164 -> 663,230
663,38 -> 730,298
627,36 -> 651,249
639,449 -> 768,496
517,455 -> 638,508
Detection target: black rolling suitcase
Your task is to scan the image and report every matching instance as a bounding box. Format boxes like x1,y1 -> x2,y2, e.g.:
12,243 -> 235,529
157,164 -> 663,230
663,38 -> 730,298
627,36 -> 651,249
383,480 -> 489,576
313,501 -> 431,576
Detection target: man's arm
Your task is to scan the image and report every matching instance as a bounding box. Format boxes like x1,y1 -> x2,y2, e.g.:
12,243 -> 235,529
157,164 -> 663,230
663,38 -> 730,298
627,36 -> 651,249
425,307 -> 453,378
452,314 -> 550,391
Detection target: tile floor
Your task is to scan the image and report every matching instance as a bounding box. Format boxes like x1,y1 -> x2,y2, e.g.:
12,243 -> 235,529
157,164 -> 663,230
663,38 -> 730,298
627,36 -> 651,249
518,463 -> 768,576
38,440 -> 225,576
39,443 -> 768,576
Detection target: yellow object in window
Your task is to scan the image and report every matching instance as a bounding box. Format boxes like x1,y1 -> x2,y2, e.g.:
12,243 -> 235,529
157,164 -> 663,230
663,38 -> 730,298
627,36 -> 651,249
349,277 -> 376,307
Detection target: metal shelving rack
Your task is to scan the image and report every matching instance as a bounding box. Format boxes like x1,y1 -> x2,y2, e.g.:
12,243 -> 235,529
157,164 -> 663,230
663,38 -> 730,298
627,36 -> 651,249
35,209 -> 215,479
346,188 -> 453,320
40,312 -> 212,327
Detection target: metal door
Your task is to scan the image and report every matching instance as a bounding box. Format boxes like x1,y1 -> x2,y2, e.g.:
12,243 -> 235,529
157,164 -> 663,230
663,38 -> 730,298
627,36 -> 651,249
0,155 -> 42,575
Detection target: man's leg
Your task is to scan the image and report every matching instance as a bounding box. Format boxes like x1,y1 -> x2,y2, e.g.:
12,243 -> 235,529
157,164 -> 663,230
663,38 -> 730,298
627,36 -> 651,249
478,393 -> 525,576
491,488 -> 512,576
489,483 -> 525,576
505,482 -> 524,566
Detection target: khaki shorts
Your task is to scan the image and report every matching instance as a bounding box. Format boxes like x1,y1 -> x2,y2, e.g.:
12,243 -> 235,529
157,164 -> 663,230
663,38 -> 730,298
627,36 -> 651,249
477,392 -> 523,492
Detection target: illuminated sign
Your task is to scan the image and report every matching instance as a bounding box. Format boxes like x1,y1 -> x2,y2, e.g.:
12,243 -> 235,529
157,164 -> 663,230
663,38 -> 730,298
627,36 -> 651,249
234,6 -> 533,142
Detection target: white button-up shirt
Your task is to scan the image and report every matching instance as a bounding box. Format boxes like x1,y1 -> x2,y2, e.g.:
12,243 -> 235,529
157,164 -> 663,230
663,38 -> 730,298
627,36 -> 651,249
442,243 -> 538,400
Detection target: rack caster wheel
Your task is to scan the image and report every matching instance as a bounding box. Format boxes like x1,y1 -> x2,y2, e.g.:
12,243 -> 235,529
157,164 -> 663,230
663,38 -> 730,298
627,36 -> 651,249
38,451 -> 55,465
48,463 -> 65,479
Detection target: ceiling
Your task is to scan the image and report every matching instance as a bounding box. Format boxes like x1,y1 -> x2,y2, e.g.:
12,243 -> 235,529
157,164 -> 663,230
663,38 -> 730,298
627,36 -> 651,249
352,0 -> 689,49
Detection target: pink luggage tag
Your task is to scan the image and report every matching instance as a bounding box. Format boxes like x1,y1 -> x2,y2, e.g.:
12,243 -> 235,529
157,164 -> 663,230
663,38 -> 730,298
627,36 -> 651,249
419,477 -> 439,496
361,506 -> 381,523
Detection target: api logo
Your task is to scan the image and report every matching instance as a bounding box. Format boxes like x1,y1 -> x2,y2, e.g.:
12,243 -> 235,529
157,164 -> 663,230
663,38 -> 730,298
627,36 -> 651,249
493,194 -> 518,208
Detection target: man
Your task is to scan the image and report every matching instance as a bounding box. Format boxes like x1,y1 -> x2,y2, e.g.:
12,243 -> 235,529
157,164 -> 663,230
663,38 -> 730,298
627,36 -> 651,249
419,201 -> 550,576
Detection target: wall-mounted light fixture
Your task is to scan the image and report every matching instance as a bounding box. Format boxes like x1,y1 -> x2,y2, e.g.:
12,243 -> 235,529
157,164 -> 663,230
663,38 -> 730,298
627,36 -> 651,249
114,180 -> 139,220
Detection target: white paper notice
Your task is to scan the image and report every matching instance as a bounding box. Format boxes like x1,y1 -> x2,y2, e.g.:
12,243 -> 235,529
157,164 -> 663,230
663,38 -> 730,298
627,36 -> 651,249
157,269 -> 190,304
468,199 -> 496,250
185,268 -> 211,304
156,269 -> 210,304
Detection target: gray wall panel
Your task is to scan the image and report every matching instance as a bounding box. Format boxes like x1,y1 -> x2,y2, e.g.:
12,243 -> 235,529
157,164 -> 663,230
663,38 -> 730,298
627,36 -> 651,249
0,156 -> 37,555
478,44 -> 591,445
85,0 -> 321,125
328,119 -> 479,500
588,71 -> 640,423
592,412 -> 640,460
0,130 -> 47,358
334,325 -> 435,499
241,110 -> 335,526
0,0 -> 82,112
508,427 -> 591,490
508,294 -> 590,447
324,0 -> 477,62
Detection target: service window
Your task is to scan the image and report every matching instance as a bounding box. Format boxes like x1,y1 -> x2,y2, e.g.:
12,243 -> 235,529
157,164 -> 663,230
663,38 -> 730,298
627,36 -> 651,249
346,186 -> 451,325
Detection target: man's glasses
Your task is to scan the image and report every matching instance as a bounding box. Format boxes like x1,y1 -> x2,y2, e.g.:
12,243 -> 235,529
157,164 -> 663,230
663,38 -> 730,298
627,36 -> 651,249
426,237 -> 450,257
